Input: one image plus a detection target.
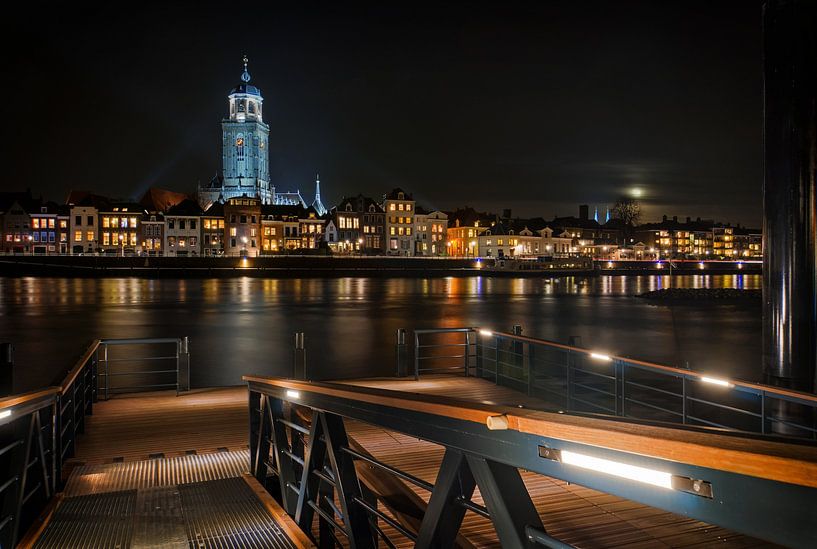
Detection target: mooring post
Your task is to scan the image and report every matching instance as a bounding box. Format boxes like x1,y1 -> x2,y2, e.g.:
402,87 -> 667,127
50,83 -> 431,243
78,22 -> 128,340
395,328 -> 407,377
0,342 -> 13,396
762,0 -> 817,434
294,332 -> 306,380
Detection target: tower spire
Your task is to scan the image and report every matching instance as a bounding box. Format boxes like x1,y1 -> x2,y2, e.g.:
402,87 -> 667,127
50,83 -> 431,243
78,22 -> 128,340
241,54 -> 251,83
311,173 -> 327,215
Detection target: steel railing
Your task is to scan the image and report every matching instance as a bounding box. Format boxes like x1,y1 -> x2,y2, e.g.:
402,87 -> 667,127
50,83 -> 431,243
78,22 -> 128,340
245,376 -> 817,549
0,336 -> 189,548
413,327 -> 817,440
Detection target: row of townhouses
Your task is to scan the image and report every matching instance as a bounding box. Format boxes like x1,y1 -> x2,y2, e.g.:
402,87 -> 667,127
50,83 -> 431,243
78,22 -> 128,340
0,189 -> 762,259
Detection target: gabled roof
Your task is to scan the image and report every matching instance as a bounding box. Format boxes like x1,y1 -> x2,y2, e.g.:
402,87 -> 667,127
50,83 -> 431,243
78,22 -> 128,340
0,190 -> 38,214
140,188 -> 189,213
203,202 -> 224,217
166,198 -> 203,217
384,188 -> 413,201
332,194 -> 384,214
446,207 -> 496,228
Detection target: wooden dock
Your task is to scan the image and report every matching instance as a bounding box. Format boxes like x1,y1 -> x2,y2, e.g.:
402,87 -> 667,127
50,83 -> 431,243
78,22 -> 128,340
69,377 -> 780,548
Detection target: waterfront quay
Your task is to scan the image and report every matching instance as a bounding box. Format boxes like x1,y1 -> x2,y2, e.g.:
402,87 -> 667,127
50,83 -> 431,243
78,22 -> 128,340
0,255 -> 759,278
1,330 -> 815,547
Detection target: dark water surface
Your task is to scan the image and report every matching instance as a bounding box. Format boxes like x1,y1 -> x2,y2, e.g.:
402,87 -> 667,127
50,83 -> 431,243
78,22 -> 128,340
0,275 -> 761,392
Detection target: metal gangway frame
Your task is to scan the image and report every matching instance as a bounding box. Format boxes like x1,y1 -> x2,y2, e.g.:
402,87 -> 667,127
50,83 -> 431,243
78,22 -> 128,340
245,376 -> 817,548
0,336 -> 189,548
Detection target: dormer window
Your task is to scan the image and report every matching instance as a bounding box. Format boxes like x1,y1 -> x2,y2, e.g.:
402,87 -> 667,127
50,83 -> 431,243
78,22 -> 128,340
346,204 -> 352,212
398,192 -> 404,200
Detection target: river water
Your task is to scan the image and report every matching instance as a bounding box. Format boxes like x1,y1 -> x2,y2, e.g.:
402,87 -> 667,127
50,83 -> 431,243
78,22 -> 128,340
0,275 -> 761,392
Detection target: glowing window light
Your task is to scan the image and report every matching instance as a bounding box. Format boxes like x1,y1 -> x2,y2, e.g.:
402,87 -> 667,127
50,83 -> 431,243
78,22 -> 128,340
479,329 -> 493,337
561,450 -> 673,489
700,376 -> 733,388
0,410 -> 10,419
286,390 -> 301,399
590,353 -> 612,361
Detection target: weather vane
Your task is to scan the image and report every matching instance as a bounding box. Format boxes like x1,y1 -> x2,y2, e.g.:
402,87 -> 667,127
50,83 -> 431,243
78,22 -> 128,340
241,54 -> 251,83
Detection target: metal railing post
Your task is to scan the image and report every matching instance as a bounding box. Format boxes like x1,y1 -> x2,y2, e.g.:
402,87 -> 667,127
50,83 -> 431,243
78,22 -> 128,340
103,343 -> 109,401
414,331 -> 420,381
565,349 -> 573,411
475,330 -> 484,379
293,332 -> 306,380
395,329 -> 407,377
464,330 -> 471,377
91,347 -> 99,404
177,337 -> 190,393
512,324 -> 523,384
682,376 -> 688,425
526,341 -> 534,396
1,342 -> 13,396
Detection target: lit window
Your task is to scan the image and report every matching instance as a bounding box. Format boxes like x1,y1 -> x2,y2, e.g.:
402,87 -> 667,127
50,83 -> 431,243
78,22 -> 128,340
32,219 -> 40,229
86,231 -> 94,242
75,231 -> 82,242
103,232 -> 110,246
230,227 -> 237,237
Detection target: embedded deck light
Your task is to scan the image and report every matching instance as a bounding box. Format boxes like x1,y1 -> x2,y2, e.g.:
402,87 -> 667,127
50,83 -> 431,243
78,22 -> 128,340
700,376 -> 733,388
479,329 -> 493,337
286,390 -> 301,399
0,410 -> 11,419
589,353 -> 612,362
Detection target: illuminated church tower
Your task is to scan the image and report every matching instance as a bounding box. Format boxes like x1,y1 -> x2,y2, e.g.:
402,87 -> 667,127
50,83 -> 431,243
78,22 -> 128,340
199,56 -> 272,207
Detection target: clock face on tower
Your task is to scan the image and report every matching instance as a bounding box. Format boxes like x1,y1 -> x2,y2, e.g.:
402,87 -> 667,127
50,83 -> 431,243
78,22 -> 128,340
235,137 -> 244,146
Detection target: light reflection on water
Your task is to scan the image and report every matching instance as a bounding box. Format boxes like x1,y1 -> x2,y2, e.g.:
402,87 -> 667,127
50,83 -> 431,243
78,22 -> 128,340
0,275 -> 761,391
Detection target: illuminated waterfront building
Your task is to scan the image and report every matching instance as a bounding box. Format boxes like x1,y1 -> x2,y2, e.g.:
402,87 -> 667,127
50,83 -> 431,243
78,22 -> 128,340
201,202 -> 225,256
446,207 -> 494,257
413,208 -> 448,256
329,195 -> 385,254
164,199 -> 203,256
383,188 -> 415,256
99,203 -> 146,255
224,196 -> 261,256
140,213 -> 163,256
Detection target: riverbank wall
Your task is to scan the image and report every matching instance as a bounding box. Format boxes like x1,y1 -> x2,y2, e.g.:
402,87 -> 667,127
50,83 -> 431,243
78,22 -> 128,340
0,256 -> 760,278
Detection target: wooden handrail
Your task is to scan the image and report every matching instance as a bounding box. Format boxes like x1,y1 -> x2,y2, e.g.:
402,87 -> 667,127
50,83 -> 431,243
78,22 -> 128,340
59,339 -> 101,392
0,387 -> 60,412
243,376 -> 817,489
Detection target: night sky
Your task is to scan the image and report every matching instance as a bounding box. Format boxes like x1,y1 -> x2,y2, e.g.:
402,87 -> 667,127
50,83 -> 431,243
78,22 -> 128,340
2,1 -> 762,225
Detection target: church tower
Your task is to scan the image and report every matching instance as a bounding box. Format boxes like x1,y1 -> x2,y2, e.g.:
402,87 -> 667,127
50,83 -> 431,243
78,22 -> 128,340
220,56 -> 271,203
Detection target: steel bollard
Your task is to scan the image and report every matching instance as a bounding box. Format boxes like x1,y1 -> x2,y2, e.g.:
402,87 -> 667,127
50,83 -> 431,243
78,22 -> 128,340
396,328 -> 407,377
294,332 -> 306,380
0,343 -> 13,396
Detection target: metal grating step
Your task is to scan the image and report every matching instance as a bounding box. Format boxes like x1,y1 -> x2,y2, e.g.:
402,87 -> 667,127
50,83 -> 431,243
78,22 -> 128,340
63,450 -> 250,497
33,489 -> 137,549
33,450 -> 305,548
179,477 -> 297,549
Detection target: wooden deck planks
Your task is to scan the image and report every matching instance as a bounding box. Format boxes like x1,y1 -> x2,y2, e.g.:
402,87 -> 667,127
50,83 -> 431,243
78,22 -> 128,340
71,380 -> 778,547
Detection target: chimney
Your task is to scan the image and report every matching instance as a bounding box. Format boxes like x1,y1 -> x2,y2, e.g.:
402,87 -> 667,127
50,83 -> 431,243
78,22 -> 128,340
502,208 -> 512,220
686,216 -> 691,223
672,215 -> 678,222
662,214 -> 667,222
579,204 -> 589,220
